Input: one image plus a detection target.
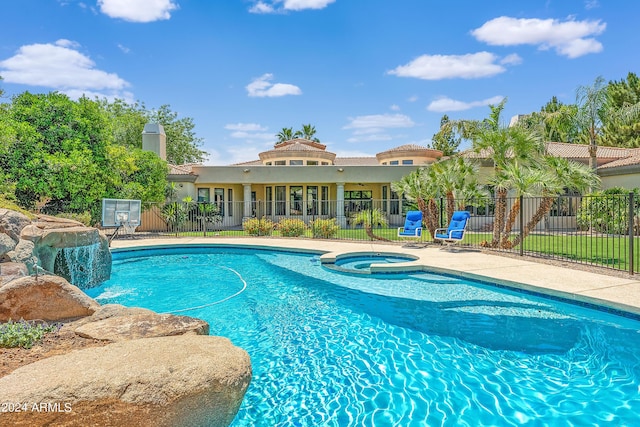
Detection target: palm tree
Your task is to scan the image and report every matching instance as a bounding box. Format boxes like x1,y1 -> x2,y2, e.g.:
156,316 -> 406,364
431,157 -> 486,223
509,157 -> 599,248
299,124 -> 320,142
276,127 -> 294,144
391,168 -> 439,238
451,100 -> 546,247
351,208 -> 389,241
576,75 -> 640,171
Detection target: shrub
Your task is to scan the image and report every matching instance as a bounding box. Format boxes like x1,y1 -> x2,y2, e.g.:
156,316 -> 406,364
0,320 -> 60,349
243,217 -> 275,236
577,187 -> 640,235
277,218 -> 307,237
310,218 -> 340,239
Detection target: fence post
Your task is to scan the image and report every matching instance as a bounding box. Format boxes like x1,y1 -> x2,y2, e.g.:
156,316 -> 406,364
630,192 -> 635,275
519,195 -> 524,257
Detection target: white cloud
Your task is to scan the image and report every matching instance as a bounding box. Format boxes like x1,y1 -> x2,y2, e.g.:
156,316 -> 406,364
117,44 -> 131,54
343,113 -> 414,142
246,73 -> 302,97
427,95 -> 505,112
98,0 -> 178,23
0,40 -> 130,98
387,52 -> 513,80
471,16 -> 606,58
249,0 -> 335,13
390,104 -> 400,111
500,53 -> 522,65
344,114 -> 415,131
225,123 -> 269,132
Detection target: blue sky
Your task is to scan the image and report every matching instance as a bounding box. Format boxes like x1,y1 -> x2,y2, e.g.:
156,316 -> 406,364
2,0 -> 639,165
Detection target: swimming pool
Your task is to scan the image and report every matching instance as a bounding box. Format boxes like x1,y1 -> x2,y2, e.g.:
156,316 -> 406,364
86,246 -> 640,426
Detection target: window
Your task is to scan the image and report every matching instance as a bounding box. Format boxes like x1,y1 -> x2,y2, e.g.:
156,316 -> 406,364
390,190 -> 399,215
251,191 -> 257,217
307,186 -> 318,215
197,188 -> 210,203
227,189 -> 233,217
550,189 -> 581,217
275,160 -> 286,165
390,160 -> 399,165
382,186 -> 388,212
266,187 -> 273,215
214,188 -> 224,216
321,186 -> 329,215
307,160 -> 318,166
275,186 -> 286,215
382,162 -> 387,165
265,162 -> 272,165
321,162 -> 329,165
402,160 -> 413,165
344,190 -> 372,215
290,186 -> 303,214
290,160 -> 303,166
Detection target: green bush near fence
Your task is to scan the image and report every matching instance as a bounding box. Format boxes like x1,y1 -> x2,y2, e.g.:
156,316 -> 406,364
243,217 -> 275,236
310,218 -> 340,239
577,187 -> 640,235
277,218 -> 307,237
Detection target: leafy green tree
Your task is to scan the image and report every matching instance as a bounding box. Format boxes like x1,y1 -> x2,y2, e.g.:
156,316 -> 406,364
430,115 -> 461,155
148,105 -> 207,164
602,72 -> 640,148
100,100 -> 207,164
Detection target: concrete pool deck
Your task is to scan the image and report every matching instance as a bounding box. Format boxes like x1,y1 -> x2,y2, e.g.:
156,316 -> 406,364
110,237 -> 640,317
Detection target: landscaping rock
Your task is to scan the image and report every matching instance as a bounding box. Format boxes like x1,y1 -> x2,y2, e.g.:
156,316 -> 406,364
0,335 -> 252,427
0,233 -> 17,258
75,311 -> 209,342
0,262 -> 29,286
0,208 -> 31,242
6,239 -> 38,273
0,274 -> 99,322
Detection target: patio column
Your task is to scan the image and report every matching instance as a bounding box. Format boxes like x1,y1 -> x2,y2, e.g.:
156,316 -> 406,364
243,184 -> 252,219
336,182 -> 346,228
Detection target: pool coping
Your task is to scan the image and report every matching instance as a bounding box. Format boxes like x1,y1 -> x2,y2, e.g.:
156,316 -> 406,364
109,237 -> 640,318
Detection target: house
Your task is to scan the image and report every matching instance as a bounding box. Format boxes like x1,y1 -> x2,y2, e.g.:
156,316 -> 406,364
142,124 -> 640,231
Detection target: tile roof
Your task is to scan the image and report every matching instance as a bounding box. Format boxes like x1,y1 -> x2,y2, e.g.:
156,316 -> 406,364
378,144 -> 431,153
168,163 -> 196,175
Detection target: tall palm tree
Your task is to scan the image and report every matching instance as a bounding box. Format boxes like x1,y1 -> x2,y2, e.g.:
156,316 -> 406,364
576,75 -> 640,171
451,100 -> 545,247
276,127 -> 294,144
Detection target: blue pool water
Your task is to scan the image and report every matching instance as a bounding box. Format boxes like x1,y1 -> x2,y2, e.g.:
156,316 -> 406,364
86,246 -> 640,426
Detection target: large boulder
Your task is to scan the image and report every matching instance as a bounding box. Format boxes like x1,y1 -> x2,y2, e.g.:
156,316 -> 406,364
0,274 -> 99,322
0,335 -> 252,427
0,208 -> 32,242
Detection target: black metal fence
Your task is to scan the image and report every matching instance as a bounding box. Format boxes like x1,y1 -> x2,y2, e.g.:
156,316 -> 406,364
100,194 -> 639,275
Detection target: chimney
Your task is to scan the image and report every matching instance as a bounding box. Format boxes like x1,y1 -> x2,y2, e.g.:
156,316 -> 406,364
142,123 -> 167,160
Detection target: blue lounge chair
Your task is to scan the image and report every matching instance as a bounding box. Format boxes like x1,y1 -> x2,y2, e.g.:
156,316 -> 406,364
397,211 -> 423,245
434,211 -> 471,245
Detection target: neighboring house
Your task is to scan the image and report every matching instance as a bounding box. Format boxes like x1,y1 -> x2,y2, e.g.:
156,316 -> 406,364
141,124 -> 640,231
